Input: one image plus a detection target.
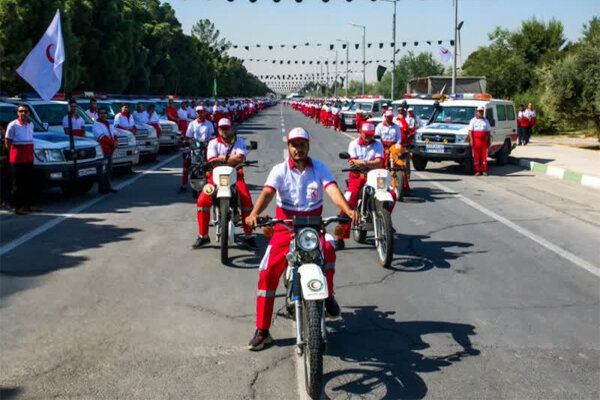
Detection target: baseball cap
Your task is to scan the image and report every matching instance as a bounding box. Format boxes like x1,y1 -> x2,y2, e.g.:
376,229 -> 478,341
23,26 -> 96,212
361,123 -> 376,135
384,110 -> 394,118
218,118 -> 232,127
477,105 -> 485,111
287,127 -> 310,142
196,106 -> 204,112
407,107 -> 414,112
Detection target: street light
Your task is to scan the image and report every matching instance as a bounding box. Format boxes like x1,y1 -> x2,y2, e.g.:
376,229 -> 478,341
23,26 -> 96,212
336,39 -> 350,96
318,56 -> 329,97
376,0 -> 400,100
350,23 -> 366,95
457,20 -> 464,74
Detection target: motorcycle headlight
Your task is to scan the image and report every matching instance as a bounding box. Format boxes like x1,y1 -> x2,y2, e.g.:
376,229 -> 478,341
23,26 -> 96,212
377,177 -> 386,190
455,134 -> 468,143
297,228 -> 319,252
219,175 -> 230,187
34,149 -> 65,162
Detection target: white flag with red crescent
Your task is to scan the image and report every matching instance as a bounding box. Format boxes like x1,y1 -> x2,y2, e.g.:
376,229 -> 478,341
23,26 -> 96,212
16,9 -> 65,101
438,45 -> 453,63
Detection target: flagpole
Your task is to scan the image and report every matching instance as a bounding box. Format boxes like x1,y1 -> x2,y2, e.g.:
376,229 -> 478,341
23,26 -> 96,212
65,64 -> 77,174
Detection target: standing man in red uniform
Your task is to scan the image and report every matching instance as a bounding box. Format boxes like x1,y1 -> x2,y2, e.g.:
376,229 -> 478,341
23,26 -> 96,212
468,105 -> 492,176
93,108 -> 118,194
5,105 -> 40,215
62,100 -> 85,137
193,118 -> 256,250
244,127 -> 358,350
113,104 -> 137,135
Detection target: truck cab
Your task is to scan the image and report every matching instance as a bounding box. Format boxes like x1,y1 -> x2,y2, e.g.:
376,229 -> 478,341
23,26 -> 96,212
411,94 -> 518,173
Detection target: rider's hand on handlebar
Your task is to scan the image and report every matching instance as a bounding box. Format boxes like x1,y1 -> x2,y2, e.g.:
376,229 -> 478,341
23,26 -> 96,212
347,210 -> 360,225
348,159 -> 364,168
245,213 -> 259,229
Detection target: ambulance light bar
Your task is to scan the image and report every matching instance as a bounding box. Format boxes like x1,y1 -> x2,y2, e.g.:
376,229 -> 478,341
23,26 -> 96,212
450,93 -> 492,101
403,93 -> 436,99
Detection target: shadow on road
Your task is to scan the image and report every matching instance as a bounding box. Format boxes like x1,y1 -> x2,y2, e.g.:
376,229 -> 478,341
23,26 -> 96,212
0,388 -> 23,399
324,305 -> 479,399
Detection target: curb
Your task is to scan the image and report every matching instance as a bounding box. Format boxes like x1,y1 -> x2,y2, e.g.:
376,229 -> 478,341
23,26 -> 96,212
508,156 -> 600,190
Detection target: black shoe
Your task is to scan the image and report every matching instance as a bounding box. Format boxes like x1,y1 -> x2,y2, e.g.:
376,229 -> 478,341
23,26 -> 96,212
248,329 -> 273,351
335,239 -> 345,250
243,236 -> 258,250
325,297 -> 342,321
192,236 -> 211,249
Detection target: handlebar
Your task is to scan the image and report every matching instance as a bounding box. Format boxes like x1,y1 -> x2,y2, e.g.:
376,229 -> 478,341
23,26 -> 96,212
256,215 -> 350,230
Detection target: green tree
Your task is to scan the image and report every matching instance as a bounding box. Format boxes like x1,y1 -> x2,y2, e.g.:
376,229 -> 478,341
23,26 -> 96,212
375,52 -> 444,98
191,19 -> 231,52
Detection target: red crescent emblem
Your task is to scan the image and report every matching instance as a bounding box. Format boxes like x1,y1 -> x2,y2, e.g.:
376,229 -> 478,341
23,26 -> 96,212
46,44 -> 55,63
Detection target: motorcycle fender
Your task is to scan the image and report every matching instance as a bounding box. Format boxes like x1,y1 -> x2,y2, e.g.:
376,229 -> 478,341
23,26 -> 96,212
374,190 -> 394,203
216,186 -> 232,198
299,263 -> 329,300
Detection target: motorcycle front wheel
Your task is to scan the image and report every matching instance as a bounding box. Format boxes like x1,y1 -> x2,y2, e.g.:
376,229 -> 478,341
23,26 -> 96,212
303,300 -> 324,399
373,207 -> 394,268
219,198 -> 230,265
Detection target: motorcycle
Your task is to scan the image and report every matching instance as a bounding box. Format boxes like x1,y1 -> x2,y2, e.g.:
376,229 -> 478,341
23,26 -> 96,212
339,152 -> 395,268
257,214 -> 350,400
185,140 -> 210,199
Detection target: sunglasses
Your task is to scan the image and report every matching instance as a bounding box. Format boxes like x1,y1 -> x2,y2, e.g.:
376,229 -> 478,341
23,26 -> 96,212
17,110 -> 29,113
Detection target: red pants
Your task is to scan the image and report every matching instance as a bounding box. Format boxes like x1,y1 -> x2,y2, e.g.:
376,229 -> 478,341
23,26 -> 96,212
356,116 -> 363,132
338,176 -> 396,239
178,120 -> 188,136
471,131 -> 489,173
256,207 -> 336,330
196,175 -> 253,236
333,115 -> 341,131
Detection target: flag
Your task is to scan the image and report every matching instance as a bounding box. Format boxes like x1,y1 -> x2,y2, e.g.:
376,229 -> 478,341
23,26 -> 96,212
16,10 -> 65,101
376,66 -> 387,82
438,46 -> 453,63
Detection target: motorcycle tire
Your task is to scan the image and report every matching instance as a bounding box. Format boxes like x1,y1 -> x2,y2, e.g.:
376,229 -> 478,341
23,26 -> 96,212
219,198 -> 230,265
303,300 -> 324,400
373,207 -> 394,268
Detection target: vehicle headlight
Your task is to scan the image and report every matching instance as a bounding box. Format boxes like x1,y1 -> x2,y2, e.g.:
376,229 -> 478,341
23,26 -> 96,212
34,149 -> 65,162
377,177 -> 386,190
95,144 -> 103,155
297,228 -> 319,252
219,175 -> 230,187
415,130 -> 423,141
455,134 -> 468,143
129,136 -> 137,146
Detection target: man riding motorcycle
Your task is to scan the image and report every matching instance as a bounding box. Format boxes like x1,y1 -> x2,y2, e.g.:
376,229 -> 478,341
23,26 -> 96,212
336,122 -> 397,249
179,106 -> 215,192
245,127 -> 358,351
376,110 -> 411,196
193,118 -> 256,250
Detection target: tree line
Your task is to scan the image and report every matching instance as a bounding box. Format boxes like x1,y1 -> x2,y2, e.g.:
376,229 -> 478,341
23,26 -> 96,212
0,0 -> 270,97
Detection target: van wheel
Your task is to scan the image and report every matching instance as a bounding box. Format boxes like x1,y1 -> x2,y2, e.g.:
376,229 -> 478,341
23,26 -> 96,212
412,155 -> 428,171
495,141 -> 510,166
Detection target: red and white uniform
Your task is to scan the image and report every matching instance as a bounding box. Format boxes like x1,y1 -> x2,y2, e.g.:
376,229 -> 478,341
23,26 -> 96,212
331,105 -> 341,131
165,105 -> 178,123
93,120 -> 118,155
355,110 -> 364,131
375,121 -> 401,146
406,115 -> 421,133
62,114 -> 86,137
338,137 -> 389,239
196,136 -> 253,236
395,116 -> 411,145
186,118 -> 214,143
177,107 -> 189,135
6,118 -> 34,164
525,108 -> 536,127
517,110 -> 530,128
113,112 -> 136,133
256,157 -> 338,331
86,108 -> 98,121
468,115 -> 491,173
147,111 -> 161,137
132,110 -> 149,124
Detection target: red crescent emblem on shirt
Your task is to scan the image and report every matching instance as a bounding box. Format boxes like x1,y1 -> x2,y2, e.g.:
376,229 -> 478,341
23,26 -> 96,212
46,44 -> 55,63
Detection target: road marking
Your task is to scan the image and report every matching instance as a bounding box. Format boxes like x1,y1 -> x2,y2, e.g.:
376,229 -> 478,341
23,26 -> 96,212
416,172 -> 600,278
0,153 -> 181,257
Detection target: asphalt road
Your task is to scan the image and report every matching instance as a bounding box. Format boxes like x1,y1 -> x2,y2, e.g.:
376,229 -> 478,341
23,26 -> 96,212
1,105 -> 599,399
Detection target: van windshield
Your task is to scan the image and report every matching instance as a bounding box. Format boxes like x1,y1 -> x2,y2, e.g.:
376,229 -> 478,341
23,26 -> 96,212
34,104 -> 94,125
350,102 -> 372,112
432,106 -> 476,125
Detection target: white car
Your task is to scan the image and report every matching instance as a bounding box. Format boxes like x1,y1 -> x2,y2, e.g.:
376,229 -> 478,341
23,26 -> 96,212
130,99 -> 180,148
0,102 -> 104,194
340,96 -> 391,130
412,94 -> 518,173
107,100 -> 160,160
368,95 -> 437,125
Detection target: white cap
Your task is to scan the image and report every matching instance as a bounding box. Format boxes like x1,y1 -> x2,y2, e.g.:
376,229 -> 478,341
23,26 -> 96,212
218,118 -> 232,127
196,106 -> 204,112
384,110 -> 394,118
407,107 -> 414,112
361,123 -> 376,135
477,105 -> 485,111
287,127 -> 310,142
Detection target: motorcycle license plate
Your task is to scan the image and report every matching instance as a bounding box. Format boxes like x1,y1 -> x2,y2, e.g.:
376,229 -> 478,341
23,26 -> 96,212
425,144 -> 445,153
77,167 -> 96,177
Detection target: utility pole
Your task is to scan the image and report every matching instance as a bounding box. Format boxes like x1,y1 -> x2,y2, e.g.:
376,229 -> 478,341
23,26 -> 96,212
351,23 -> 366,95
337,39 -> 350,97
451,0 -> 458,94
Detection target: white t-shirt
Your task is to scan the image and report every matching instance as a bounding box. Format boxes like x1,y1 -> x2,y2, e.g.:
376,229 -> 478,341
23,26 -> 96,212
264,158 -> 336,212
6,119 -> 34,145
62,115 -> 86,131
86,109 -> 98,121
177,108 -> 189,121
468,116 -> 491,132
348,138 -> 384,162
186,119 -> 215,142
375,122 -> 401,143
206,136 -> 247,162
406,116 -> 421,130
132,110 -> 149,124
92,121 -> 115,141
113,113 -> 136,130
187,108 -> 197,119
147,112 -> 160,124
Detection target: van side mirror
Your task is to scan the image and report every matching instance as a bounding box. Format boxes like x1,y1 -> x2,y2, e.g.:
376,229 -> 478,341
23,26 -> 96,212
338,152 -> 350,159
42,122 -> 49,130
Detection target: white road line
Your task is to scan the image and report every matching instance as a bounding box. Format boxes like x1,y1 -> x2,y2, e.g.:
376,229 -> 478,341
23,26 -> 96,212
416,172 -> 600,278
0,152 -> 181,257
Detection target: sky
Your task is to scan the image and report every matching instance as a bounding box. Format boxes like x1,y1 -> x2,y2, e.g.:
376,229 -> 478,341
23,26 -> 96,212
167,0 -> 599,90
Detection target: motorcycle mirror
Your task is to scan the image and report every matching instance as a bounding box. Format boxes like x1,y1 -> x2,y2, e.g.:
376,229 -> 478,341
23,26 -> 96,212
263,226 -> 274,238
338,152 -> 350,159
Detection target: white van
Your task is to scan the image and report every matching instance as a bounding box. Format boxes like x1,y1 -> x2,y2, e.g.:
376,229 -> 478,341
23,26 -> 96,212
369,94 -> 437,125
412,94 -> 518,173
340,96 -> 390,130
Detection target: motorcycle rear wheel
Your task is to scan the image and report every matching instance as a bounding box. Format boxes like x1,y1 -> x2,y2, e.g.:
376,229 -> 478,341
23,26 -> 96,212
303,300 -> 324,400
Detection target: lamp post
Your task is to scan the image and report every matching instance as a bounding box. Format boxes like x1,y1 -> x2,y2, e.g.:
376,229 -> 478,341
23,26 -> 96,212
336,39 -> 349,97
333,50 -> 338,98
451,0 -> 458,94
350,23 -> 366,95
377,0 -> 400,100
318,56 -> 329,97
